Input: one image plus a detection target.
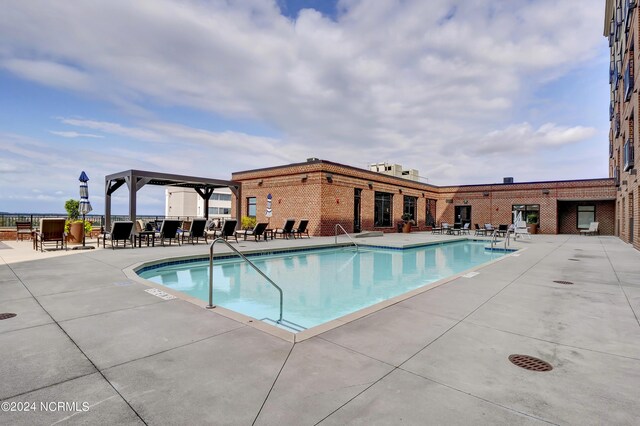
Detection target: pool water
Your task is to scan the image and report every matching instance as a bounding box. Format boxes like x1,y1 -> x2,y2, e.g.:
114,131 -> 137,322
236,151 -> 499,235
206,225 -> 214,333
138,241 -> 507,332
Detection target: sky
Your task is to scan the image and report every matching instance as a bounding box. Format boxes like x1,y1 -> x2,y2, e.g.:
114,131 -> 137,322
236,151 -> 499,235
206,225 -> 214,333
0,0 -> 610,215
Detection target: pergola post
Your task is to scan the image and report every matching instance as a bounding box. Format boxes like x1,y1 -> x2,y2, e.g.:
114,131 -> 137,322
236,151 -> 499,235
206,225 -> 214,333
230,185 -> 241,230
195,187 -> 215,219
105,180 -> 111,231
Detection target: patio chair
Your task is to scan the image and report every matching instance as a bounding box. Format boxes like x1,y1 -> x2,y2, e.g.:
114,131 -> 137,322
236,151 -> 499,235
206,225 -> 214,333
99,221 -> 134,249
460,222 -> 470,235
449,223 -> 462,235
441,222 -> 451,235
235,222 -> 268,241
484,224 -> 495,235
432,223 -> 443,234
153,219 -> 182,246
580,222 -> 599,236
513,220 -> 531,240
35,218 -> 67,251
496,224 -> 509,237
182,218 -> 208,244
16,221 -> 32,241
274,219 -> 296,239
207,219 -> 238,242
293,219 -> 310,238
474,224 -> 486,236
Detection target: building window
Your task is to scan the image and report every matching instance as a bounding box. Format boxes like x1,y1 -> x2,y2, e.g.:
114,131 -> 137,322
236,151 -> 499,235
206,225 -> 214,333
577,205 -> 595,229
247,197 -> 257,217
425,199 -> 437,227
512,204 -> 540,224
374,192 -> 393,227
211,193 -> 232,201
208,207 -> 231,216
403,196 -> 417,223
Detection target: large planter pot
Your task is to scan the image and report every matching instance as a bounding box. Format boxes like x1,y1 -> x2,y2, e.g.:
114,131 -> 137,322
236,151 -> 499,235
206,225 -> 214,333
529,223 -> 538,234
67,221 -> 84,245
402,222 -> 412,233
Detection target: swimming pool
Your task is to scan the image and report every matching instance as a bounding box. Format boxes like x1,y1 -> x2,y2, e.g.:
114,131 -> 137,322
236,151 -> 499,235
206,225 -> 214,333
137,241 -> 508,333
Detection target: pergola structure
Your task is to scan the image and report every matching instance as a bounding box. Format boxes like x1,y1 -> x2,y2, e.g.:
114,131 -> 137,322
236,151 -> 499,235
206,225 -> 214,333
104,170 -> 241,230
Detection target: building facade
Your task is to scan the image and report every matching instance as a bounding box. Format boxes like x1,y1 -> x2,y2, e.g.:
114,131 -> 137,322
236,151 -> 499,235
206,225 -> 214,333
232,159 -> 616,238
165,187 -> 232,220
605,0 -> 640,250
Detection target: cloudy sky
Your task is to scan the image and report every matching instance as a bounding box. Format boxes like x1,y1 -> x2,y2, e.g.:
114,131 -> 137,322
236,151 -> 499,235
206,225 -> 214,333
0,0 -> 609,214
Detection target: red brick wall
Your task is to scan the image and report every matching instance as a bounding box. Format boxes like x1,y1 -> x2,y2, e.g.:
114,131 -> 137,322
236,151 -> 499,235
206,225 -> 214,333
232,160 -> 617,237
557,201 -> 615,235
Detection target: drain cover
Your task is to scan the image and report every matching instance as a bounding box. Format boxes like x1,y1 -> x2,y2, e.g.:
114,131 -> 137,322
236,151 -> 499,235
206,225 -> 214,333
553,280 -> 574,285
508,354 -> 553,372
0,313 -> 17,320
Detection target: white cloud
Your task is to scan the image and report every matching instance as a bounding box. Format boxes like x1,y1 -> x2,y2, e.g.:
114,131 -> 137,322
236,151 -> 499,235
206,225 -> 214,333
0,0 -> 608,209
49,131 -> 104,139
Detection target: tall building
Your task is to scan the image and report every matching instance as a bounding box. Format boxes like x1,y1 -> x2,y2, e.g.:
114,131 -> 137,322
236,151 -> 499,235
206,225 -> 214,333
165,187 -> 232,220
605,0 -> 639,249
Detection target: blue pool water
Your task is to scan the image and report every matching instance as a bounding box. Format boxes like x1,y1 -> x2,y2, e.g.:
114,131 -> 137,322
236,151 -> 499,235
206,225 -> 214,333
138,241 -> 507,332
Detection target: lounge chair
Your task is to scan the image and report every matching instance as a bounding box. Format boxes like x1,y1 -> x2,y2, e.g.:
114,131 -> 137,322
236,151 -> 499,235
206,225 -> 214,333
35,218 -> 67,251
182,218 -> 208,244
513,220 -> 532,240
449,223 -> 462,235
99,221 -> 134,249
156,219 -> 182,246
235,222 -> 268,241
496,224 -> 509,237
484,223 -> 495,235
441,223 -> 451,235
580,222 -> 599,236
474,224 -> 486,236
16,221 -> 32,241
274,219 -> 296,239
293,219 -> 310,238
207,219 -> 238,242
460,222 -> 470,235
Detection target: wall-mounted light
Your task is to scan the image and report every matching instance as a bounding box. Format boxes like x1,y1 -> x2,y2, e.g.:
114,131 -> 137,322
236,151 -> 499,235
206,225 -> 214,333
463,200 -> 469,204
258,179 -> 263,185
301,174 -> 308,181
483,191 -> 490,196
421,192 -> 425,198
326,173 -> 333,183
445,199 -> 453,204
398,189 -> 403,194
542,189 -> 550,195
336,198 -> 340,204
367,181 -> 373,189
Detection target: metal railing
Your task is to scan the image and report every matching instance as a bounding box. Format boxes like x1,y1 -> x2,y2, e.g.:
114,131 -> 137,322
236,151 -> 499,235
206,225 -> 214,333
207,238 -> 283,323
334,224 -> 358,251
490,229 -> 511,250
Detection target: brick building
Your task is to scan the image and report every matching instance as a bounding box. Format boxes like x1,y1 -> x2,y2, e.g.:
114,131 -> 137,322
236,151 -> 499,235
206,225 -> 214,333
605,0 -> 639,250
232,159 -> 616,238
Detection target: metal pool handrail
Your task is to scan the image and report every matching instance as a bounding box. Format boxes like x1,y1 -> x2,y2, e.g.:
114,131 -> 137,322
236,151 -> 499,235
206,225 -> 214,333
490,228 -> 511,250
207,238 -> 283,323
334,224 -> 358,251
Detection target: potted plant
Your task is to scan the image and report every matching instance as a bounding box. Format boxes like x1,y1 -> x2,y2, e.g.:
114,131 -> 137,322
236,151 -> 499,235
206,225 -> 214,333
527,213 -> 539,234
401,213 -> 413,233
64,199 -> 92,244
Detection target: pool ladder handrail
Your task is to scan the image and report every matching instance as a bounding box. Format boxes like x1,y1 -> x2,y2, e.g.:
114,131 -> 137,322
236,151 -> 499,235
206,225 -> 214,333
490,228 -> 510,250
334,224 -> 359,251
207,238 -> 283,323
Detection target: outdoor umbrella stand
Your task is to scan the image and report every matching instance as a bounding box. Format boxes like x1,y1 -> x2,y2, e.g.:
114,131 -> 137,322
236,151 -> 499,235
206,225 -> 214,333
74,171 -> 95,250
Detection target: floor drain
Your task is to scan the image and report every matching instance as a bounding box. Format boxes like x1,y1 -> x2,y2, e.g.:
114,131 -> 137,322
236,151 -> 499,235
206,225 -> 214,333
568,258 -> 580,261
508,354 -> 553,372
0,313 -> 17,320
553,280 -> 574,285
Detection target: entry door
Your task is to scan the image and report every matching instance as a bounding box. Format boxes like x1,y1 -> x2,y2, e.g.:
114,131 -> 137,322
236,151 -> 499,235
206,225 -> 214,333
354,188 -> 362,233
455,206 -> 471,226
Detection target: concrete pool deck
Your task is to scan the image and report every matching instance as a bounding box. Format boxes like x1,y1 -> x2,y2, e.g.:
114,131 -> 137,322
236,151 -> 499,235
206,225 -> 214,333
0,233 -> 639,424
